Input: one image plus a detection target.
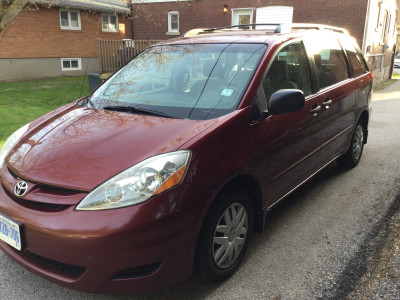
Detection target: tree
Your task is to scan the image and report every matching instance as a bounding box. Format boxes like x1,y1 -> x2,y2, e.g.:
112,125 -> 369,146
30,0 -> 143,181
0,0 -> 29,33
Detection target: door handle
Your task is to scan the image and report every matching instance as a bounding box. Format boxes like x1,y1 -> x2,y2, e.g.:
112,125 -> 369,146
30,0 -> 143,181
323,99 -> 332,106
310,105 -> 321,115
323,98 -> 332,110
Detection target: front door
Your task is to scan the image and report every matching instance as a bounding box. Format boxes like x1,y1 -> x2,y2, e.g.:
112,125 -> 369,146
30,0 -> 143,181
254,40 -> 323,206
232,9 -> 253,29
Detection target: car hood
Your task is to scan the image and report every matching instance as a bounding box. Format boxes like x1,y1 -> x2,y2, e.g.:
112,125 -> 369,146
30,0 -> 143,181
7,105 -> 217,191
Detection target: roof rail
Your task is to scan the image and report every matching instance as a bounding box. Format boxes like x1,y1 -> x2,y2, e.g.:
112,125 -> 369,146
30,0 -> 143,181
183,23 -> 279,37
275,23 -> 349,35
203,23 -> 280,32
183,23 -> 349,37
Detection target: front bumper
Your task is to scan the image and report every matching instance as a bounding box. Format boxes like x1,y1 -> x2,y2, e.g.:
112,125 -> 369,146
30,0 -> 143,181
0,170 -> 210,294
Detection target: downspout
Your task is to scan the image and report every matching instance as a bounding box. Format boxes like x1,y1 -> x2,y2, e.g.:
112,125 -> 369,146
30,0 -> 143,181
130,3 -> 134,39
362,0 -> 371,55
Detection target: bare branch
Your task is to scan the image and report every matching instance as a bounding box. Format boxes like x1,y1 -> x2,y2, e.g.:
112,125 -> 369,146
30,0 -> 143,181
0,0 -> 29,33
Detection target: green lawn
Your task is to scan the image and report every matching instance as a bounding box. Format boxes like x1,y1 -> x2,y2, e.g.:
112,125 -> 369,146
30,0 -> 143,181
0,76 -> 90,148
392,71 -> 400,78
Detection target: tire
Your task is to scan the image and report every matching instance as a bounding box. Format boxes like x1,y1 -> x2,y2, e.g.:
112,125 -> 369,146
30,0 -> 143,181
337,119 -> 366,168
195,186 -> 253,282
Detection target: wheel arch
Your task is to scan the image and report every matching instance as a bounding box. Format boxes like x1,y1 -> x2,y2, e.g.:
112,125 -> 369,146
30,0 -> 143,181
210,174 -> 265,233
193,174 -> 265,279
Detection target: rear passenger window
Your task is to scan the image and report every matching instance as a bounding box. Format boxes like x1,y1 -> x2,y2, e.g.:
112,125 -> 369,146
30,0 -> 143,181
306,37 -> 349,89
263,41 -> 312,100
340,38 -> 369,77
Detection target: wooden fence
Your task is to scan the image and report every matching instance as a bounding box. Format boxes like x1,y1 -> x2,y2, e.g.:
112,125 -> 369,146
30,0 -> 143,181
97,39 -> 161,74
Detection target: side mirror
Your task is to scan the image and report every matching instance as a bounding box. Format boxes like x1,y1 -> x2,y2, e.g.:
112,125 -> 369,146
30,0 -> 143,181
268,89 -> 305,115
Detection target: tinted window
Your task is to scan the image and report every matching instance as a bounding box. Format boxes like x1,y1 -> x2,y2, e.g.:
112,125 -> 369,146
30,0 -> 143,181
88,44 -> 266,120
340,38 -> 369,77
263,41 -> 312,100
306,36 -> 349,89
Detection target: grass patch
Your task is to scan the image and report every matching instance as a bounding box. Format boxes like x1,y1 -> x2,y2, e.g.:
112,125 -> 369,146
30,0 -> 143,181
0,76 -> 90,148
391,72 -> 400,78
374,78 -> 398,91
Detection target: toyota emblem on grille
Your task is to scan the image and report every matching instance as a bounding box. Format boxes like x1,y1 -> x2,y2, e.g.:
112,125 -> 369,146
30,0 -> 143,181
14,181 -> 28,197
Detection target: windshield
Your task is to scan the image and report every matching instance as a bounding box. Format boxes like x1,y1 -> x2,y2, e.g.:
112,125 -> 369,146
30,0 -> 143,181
86,43 -> 267,120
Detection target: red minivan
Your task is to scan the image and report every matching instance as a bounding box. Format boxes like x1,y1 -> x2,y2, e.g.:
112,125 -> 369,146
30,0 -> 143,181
0,24 -> 372,294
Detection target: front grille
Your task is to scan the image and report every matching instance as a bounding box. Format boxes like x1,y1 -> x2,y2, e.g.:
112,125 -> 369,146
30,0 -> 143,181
112,262 -> 162,280
23,250 -> 86,277
2,166 -> 85,212
36,183 -> 84,194
3,188 -> 70,212
8,166 -> 84,195
7,167 -> 18,180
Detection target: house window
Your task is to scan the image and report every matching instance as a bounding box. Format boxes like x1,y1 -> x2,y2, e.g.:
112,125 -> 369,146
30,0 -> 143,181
168,11 -> 179,34
232,8 -> 253,29
380,11 -> 389,44
102,14 -> 119,32
60,10 -> 81,30
61,58 -> 82,71
376,3 -> 382,30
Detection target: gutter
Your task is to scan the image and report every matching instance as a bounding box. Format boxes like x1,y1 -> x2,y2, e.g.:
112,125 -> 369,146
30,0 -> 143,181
30,0 -> 131,15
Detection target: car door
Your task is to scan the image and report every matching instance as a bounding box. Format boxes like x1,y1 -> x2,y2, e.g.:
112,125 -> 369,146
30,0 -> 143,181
252,40 -> 323,206
304,35 -> 358,164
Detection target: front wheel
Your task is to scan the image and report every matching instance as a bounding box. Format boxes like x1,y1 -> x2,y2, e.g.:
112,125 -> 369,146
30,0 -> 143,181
195,186 -> 253,282
337,119 -> 366,168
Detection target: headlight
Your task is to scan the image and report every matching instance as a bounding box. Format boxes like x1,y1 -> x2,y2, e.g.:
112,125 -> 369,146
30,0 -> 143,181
76,150 -> 191,210
0,123 -> 30,168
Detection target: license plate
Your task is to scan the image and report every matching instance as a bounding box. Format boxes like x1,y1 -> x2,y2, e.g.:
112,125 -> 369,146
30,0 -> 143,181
0,213 -> 22,251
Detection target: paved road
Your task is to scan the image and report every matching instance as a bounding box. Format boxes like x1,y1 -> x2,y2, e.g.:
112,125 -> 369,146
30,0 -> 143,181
0,80 -> 400,300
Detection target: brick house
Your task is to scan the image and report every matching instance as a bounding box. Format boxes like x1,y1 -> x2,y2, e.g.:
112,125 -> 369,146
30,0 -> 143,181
131,0 -> 399,85
0,0 -> 132,82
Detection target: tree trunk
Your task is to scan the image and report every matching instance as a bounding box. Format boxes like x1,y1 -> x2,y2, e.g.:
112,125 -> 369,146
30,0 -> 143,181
0,0 -> 29,33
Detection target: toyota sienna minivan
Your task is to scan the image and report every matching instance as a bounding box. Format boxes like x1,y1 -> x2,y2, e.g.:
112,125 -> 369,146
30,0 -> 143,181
0,23 -> 372,294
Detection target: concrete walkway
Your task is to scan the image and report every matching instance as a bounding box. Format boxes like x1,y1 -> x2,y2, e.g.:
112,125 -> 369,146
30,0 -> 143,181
373,77 -> 400,102
348,77 -> 400,299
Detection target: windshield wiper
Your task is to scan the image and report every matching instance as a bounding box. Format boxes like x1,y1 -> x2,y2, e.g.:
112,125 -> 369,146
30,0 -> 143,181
103,106 -> 177,119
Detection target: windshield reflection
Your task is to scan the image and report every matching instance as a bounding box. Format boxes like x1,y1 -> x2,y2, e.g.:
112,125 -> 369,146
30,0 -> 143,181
87,43 -> 267,120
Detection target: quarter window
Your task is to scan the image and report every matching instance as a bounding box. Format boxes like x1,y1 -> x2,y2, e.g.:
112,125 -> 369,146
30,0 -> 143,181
263,41 -> 312,100
102,14 -> 119,32
168,12 -> 179,33
60,10 -> 81,30
340,38 -> 369,77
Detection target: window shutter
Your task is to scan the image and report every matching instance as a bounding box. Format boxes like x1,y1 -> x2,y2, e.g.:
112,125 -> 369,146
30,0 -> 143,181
256,6 -> 293,28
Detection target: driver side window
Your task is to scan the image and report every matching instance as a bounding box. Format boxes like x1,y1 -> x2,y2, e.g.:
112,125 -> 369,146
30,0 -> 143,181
263,41 -> 312,101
